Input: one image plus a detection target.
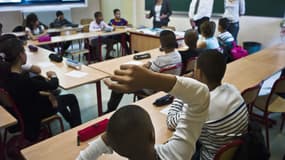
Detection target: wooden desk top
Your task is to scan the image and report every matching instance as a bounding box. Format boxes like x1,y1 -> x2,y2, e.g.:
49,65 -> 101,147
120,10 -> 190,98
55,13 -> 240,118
28,29 -> 127,46
224,43 -> 285,92
26,47 -> 109,90
0,106 -> 17,129
21,92 -> 171,160
89,48 -> 164,75
47,25 -> 85,34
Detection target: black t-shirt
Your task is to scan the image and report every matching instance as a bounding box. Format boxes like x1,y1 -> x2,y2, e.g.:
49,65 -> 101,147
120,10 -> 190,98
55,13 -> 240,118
179,48 -> 201,64
4,72 -> 59,141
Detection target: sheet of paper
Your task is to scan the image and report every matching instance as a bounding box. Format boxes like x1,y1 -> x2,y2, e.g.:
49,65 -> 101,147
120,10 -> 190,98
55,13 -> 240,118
160,105 -> 171,115
37,62 -> 55,68
65,70 -> 88,78
123,61 -> 144,66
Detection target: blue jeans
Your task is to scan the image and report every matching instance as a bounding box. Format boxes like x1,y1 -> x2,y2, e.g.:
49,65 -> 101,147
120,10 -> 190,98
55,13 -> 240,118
228,22 -> 240,42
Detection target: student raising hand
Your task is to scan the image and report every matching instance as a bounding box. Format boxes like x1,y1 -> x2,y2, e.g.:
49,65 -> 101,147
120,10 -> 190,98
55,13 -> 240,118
104,64 -> 176,93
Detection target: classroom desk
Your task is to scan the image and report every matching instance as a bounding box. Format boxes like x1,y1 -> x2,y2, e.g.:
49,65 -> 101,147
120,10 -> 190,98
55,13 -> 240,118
0,106 -> 17,159
47,25 -> 85,34
89,48 -> 164,75
129,29 -> 184,52
223,43 -> 285,92
28,30 -> 127,46
0,106 -> 17,129
21,92 -> 171,160
26,46 -> 109,115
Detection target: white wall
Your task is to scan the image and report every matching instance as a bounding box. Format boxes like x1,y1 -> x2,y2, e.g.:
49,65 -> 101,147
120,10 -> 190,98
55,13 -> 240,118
71,0 -> 101,24
135,0 -> 284,48
0,11 -> 23,32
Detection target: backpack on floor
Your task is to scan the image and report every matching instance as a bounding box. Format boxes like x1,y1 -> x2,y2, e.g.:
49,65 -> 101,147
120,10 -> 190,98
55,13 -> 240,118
231,42 -> 248,60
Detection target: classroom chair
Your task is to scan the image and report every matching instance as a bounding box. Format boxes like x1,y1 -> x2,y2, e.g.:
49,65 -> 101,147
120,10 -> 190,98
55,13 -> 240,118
80,18 -> 93,33
133,63 -> 182,101
181,56 -> 197,76
241,83 -> 262,114
213,139 -> 244,160
252,76 -> 285,150
0,88 -> 64,159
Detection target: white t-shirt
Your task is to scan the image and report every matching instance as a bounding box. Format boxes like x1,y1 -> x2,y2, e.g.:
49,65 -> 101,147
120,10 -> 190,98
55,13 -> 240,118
89,20 -> 113,32
155,5 -> 162,22
223,0 -> 246,23
150,50 -> 182,75
25,25 -> 45,36
188,0 -> 214,21
76,77 -> 210,160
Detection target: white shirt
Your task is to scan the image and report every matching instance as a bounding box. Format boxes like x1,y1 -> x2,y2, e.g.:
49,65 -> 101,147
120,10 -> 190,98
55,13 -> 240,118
155,5 -> 162,22
21,64 -> 32,71
188,0 -> 214,21
76,77 -> 210,160
25,25 -> 45,36
89,20 -> 112,32
150,50 -> 182,75
223,0 -> 246,23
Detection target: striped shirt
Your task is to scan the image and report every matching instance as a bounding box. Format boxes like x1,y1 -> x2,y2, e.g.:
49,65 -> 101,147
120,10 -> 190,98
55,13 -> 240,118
167,83 -> 248,160
218,31 -> 235,47
150,50 -> 182,75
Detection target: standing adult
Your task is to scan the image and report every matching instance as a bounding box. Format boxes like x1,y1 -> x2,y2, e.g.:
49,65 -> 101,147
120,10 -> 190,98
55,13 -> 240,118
146,0 -> 172,28
223,0 -> 245,42
188,0 -> 214,33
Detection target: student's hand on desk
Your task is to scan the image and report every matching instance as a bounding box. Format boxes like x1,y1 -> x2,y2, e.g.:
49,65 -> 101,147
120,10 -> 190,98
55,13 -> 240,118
46,71 -> 57,78
104,64 -> 153,93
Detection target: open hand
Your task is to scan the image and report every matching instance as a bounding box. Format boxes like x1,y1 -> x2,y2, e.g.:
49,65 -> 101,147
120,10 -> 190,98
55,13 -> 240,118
104,64 -> 154,93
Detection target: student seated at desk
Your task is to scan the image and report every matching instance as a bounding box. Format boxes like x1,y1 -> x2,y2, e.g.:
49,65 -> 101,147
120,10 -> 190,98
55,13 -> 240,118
89,11 -> 116,60
167,50 -> 248,160
109,8 -> 131,54
179,29 -> 201,64
77,62 -> 210,160
105,30 -> 182,113
25,13 -> 48,41
197,21 -> 221,52
1,34 -> 41,74
217,18 -> 234,48
51,10 -> 72,28
0,36 -> 82,141
51,11 -> 73,54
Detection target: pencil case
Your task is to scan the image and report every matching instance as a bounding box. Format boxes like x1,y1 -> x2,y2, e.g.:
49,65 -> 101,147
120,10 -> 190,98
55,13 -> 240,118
28,45 -> 38,52
153,94 -> 174,106
38,35 -> 51,42
77,119 -> 109,142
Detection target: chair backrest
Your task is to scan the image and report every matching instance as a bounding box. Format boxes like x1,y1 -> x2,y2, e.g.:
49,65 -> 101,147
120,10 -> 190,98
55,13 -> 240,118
242,83 -> 262,106
0,88 -> 24,132
214,139 -> 244,160
60,30 -> 77,36
80,18 -> 93,33
181,56 -> 197,75
272,76 -> 285,94
159,63 -> 182,75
